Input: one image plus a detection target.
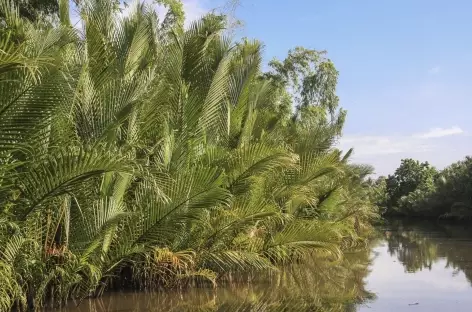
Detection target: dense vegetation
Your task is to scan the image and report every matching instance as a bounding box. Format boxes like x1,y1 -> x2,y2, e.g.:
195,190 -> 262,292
0,0 -> 378,310
68,251 -> 375,312
375,157 -> 472,218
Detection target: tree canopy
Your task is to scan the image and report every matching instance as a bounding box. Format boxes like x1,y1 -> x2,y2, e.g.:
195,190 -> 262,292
3,0 -> 59,21
378,156 -> 472,219
0,0 -> 379,310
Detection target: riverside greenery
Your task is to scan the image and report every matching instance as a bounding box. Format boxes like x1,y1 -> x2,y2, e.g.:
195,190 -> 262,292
0,0 -> 379,310
375,157 -> 472,218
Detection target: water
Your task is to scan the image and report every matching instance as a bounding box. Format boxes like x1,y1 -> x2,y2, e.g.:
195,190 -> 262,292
51,220 -> 472,311
357,220 -> 472,312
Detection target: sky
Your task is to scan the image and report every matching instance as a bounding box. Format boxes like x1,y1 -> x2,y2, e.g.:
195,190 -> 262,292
191,0 -> 472,176
72,0 -> 472,176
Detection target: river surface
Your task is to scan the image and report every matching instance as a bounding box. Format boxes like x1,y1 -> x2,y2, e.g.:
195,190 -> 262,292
51,220 -> 472,311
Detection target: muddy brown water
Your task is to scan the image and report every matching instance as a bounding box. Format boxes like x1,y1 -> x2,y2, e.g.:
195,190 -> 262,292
49,220 -> 472,311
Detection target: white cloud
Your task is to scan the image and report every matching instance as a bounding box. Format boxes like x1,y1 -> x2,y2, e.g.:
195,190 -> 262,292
338,126 -> 467,176
428,66 -> 441,74
413,126 -> 463,139
182,0 -> 209,25
338,134 -> 433,157
339,126 -> 464,157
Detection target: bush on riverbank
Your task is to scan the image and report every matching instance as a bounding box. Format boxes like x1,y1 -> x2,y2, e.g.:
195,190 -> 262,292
0,0 -> 378,310
377,157 -> 472,219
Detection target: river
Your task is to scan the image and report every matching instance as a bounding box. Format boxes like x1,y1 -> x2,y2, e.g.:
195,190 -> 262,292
49,220 -> 472,311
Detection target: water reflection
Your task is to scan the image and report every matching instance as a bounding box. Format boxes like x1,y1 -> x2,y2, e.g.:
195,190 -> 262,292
50,221 -> 472,311
51,251 -> 375,312
360,220 -> 472,311
383,220 -> 472,279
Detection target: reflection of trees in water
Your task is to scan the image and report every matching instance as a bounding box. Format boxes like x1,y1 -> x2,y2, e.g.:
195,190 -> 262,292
385,227 -> 437,272
383,220 -> 472,283
50,251 -> 375,312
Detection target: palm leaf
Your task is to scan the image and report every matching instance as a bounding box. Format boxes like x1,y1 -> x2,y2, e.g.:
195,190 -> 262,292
16,146 -> 132,219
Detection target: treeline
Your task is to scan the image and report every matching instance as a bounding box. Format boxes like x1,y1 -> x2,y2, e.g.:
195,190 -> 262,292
0,0 -> 378,310
370,157 -> 472,218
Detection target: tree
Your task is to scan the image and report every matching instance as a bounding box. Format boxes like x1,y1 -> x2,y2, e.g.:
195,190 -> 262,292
365,176 -> 388,213
431,156 -> 472,218
381,156 -> 472,218
1,0 -> 58,21
385,159 -> 438,215
0,0 -> 378,309
263,47 -> 346,135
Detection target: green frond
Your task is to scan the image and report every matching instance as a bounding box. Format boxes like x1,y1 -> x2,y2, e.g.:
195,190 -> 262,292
225,143 -> 296,194
129,166 -> 230,246
264,220 -> 343,264
200,250 -> 277,274
16,146 -> 133,219
0,2 -> 378,307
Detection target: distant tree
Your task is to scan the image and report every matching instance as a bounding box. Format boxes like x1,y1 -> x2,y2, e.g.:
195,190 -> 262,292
365,176 -> 388,213
2,0 -> 59,21
262,47 -> 346,133
432,156 -> 472,218
380,156 -> 472,218
385,159 -> 438,215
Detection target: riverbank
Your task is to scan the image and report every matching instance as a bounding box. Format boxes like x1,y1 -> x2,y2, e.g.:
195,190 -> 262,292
48,220 -> 472,312
0,1 -> 378,310
47,250 -> 375,312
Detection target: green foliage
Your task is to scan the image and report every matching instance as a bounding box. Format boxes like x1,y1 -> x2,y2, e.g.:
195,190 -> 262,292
381,156 -> 472,218
0,0 -> 378,310
263,47 -> 346,134
1,0 -> 59,22
365,176 -> 387,211
432,156 -> 472,218
383,159 -> 438,215
59,249 -> 375,311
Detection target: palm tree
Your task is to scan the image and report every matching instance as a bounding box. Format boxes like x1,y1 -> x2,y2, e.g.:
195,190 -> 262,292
0,0 -> 378,310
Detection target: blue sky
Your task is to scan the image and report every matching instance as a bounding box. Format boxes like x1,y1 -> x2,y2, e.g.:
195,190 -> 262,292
226,0 -> 472,175
73,0 -> 472,175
